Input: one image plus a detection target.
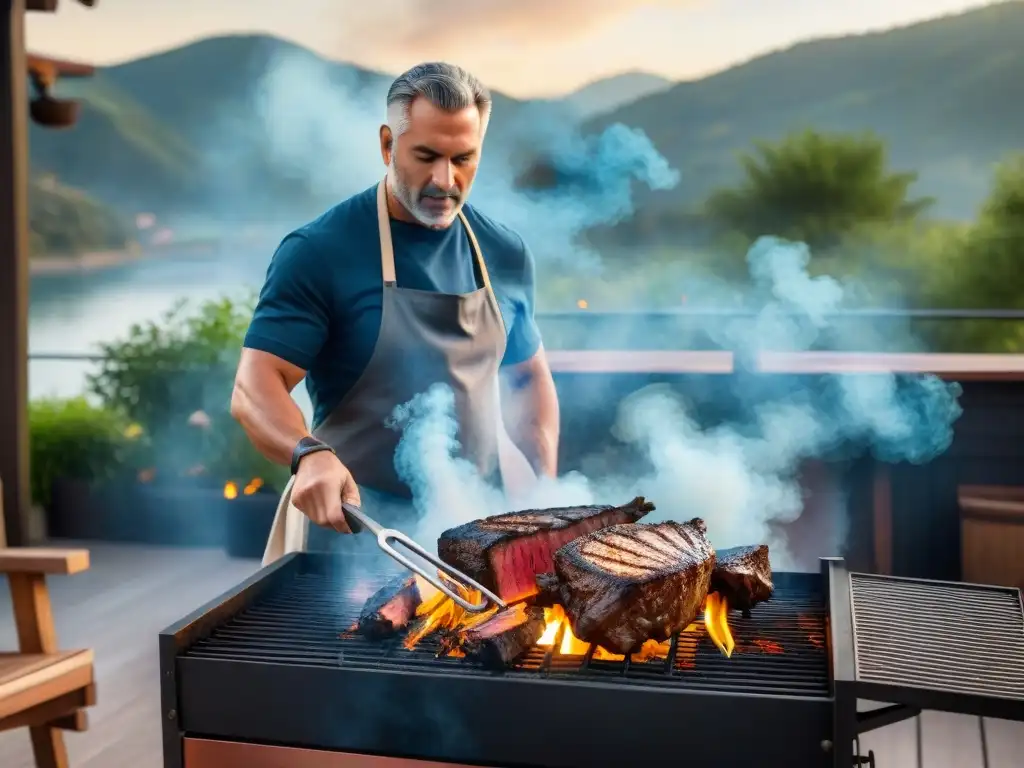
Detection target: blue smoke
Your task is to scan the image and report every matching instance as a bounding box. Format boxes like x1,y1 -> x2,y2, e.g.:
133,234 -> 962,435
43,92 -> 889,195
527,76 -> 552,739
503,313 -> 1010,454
242,49 -> 677,269
393,237 -> 962,570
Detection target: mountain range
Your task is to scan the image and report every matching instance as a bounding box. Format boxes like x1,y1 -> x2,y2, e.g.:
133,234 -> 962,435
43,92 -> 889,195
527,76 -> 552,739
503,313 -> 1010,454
30,1 -> 1024,222
586,1 -> 1024,219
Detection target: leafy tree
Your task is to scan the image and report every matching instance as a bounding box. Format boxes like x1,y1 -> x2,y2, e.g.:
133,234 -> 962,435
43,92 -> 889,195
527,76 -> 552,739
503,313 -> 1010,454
923,155 -> 1024,351
705,130 -> 933,251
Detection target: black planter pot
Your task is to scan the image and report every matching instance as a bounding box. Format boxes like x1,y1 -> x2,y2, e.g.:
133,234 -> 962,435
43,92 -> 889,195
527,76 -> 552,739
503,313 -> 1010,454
223,491 -> 280,559
47,477 -> 278,555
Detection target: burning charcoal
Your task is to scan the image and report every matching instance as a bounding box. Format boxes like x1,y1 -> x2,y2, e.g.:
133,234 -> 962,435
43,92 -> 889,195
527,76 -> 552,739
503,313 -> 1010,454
356,574 -> 423,639
553,519 -> 716,655
710,545 -> 773,615
459,606 -> 547,668
437,497 -> 655,602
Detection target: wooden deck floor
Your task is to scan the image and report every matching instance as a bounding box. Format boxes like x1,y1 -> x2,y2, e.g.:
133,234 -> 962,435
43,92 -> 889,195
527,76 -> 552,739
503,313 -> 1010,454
0,542 -> 257,768
0,542 -> 1021,767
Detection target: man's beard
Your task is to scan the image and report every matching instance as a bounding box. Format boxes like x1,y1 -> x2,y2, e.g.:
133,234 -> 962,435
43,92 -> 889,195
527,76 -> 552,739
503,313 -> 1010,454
388,158 -> 468,229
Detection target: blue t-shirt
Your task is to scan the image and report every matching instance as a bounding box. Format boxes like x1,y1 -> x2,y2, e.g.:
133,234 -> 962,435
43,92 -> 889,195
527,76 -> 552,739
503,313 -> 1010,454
244,184 -> 542,428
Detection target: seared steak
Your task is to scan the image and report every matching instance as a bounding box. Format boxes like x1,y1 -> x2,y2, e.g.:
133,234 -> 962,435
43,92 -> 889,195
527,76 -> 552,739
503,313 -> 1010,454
437,497 -> 654,601
710,545 -> 773,615
356,574 -> 423,639
456,605 -> 546,668
531,572 -> 562,608
553,518 -> 716,655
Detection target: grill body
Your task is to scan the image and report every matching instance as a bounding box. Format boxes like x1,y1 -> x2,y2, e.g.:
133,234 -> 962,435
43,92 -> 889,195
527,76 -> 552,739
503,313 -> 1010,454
161,552 -> 839,768
160,553 -> 1024,768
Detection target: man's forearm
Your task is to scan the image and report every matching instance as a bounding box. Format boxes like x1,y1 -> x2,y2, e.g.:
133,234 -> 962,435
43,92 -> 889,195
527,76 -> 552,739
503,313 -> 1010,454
230,373 -> 310,466
505,352 -> 560,477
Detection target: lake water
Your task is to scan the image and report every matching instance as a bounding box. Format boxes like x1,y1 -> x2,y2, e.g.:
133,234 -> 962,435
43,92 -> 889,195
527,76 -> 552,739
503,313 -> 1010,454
29,246 -> 279,402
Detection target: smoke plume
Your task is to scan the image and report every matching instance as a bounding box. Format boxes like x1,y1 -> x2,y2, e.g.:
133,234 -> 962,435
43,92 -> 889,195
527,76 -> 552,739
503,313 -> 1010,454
240,46 -> 962,571
393,238 -> 962,571
249,46 -> 679,267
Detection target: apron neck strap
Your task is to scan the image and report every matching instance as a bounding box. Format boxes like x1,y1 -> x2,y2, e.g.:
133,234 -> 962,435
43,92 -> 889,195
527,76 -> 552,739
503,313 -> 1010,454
376,181 -> 398,286
376,178 -> 495,294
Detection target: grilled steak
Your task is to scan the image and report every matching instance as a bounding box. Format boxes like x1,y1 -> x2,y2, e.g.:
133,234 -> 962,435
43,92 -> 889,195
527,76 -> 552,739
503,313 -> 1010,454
710,545 -> 773,615
356,574 -> 423,639
553,518 -> 716,655
530,572 -> 562,608
457,605 -> 546,668
437,497 -> 654,602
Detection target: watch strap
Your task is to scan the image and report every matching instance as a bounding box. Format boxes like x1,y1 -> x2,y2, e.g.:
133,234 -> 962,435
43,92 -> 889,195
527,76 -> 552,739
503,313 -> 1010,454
290,436 -> 334,475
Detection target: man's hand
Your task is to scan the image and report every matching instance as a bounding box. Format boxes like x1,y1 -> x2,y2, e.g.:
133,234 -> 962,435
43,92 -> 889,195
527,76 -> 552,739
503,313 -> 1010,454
290,450 -> 362,533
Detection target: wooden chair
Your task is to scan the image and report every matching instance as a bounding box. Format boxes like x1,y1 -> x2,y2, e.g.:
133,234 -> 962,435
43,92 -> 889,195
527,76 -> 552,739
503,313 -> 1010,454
0,547 -> 96,768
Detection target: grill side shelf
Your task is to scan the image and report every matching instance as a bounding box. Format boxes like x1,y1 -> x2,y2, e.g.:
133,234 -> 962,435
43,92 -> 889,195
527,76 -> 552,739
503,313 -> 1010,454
849,571 -> 1024,722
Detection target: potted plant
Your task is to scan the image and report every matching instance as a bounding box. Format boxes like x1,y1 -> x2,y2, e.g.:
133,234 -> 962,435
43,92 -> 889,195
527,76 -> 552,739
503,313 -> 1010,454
43,294 -> 287,555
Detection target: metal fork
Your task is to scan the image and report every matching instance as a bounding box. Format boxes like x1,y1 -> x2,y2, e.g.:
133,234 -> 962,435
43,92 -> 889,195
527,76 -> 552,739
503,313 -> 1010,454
342,502 -> 506,613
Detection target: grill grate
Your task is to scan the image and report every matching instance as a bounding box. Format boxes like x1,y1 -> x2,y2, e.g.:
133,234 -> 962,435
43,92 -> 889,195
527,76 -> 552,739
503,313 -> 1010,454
184,566 -> 830,698
850,573 -> 1024,701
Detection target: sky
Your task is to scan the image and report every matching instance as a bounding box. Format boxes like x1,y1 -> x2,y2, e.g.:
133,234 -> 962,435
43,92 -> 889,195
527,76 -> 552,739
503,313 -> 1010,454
25,0 -> 1001,97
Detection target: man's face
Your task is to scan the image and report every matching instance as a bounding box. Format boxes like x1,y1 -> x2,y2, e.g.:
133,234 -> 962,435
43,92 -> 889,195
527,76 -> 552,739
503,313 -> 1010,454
381,97 -> 484,229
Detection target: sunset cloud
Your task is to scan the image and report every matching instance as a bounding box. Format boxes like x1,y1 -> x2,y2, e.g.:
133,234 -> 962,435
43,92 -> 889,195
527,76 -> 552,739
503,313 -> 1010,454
337,0 -> 699,56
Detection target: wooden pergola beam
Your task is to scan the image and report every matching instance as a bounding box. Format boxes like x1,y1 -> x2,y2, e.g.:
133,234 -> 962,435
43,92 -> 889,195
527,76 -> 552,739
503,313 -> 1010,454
1,0 -> 32,546
27,53 -> 95,83
1,0 -> 95,545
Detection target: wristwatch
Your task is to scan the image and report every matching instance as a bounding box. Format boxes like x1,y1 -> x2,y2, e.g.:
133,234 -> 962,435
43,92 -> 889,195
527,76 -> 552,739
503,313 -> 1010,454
290,436 -> 335,475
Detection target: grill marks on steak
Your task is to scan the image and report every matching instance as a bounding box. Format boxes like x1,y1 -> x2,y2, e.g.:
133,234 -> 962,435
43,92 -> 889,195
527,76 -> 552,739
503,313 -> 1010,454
447,605 -> 546,668
437,497 -> 654,601
710,545 -> 773,615
356,574 -> 423,639
553,518 -> 716,655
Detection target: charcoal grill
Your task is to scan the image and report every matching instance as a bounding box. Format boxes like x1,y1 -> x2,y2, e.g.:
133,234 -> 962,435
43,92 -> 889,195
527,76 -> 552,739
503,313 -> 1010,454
159,554 -> 1024,768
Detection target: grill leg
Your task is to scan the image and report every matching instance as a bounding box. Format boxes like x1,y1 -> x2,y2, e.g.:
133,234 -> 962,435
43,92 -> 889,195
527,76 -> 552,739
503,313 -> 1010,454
833,681 -> 858,768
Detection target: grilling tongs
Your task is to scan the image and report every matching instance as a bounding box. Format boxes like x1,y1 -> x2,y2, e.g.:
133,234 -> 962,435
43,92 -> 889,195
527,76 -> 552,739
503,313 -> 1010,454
342,502 -> 506,613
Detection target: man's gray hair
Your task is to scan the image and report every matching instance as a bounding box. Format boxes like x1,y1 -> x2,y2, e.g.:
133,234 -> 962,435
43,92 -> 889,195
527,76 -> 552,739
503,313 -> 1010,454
386,62 -> 492,140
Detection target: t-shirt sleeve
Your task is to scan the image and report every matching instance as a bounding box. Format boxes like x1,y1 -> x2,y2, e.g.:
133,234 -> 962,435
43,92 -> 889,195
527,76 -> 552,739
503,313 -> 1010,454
243,233 -> 331,371
502,233 -> 542,367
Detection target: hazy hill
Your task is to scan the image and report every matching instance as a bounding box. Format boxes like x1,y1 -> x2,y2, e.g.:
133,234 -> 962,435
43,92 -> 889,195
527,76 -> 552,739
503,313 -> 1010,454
585,1 -> 1024,219
33,35 -> 577,218
29,3 -> 1024,222
564,71 -> 673,118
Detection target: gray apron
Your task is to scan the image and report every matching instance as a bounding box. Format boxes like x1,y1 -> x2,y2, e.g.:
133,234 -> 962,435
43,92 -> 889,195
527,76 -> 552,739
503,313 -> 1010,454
263,180 -> 533,564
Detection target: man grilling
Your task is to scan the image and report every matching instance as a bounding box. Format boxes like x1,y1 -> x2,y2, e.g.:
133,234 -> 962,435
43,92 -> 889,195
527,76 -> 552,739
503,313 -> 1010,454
230,62 -> 560,564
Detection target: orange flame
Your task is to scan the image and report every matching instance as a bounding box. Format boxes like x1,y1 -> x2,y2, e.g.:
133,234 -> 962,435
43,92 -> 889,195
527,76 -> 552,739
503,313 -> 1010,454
223,481 -> 238,500
400,584 -> 736,666
403,577 -> 499,655
704,592 -> 735,658
243,477 -> 264,495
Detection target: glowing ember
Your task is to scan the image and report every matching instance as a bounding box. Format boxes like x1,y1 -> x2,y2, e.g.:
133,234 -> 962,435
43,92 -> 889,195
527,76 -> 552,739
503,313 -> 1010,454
223,481 -> 238,500
704,592 -> 735,658
243,477 -> 264,495
797,615 -> 825,649
750,639 -> 784,655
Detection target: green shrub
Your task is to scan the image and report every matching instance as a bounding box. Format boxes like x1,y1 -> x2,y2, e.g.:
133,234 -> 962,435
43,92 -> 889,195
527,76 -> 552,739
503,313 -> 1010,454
85,294 -> 288,491
29,397 -> 131,508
